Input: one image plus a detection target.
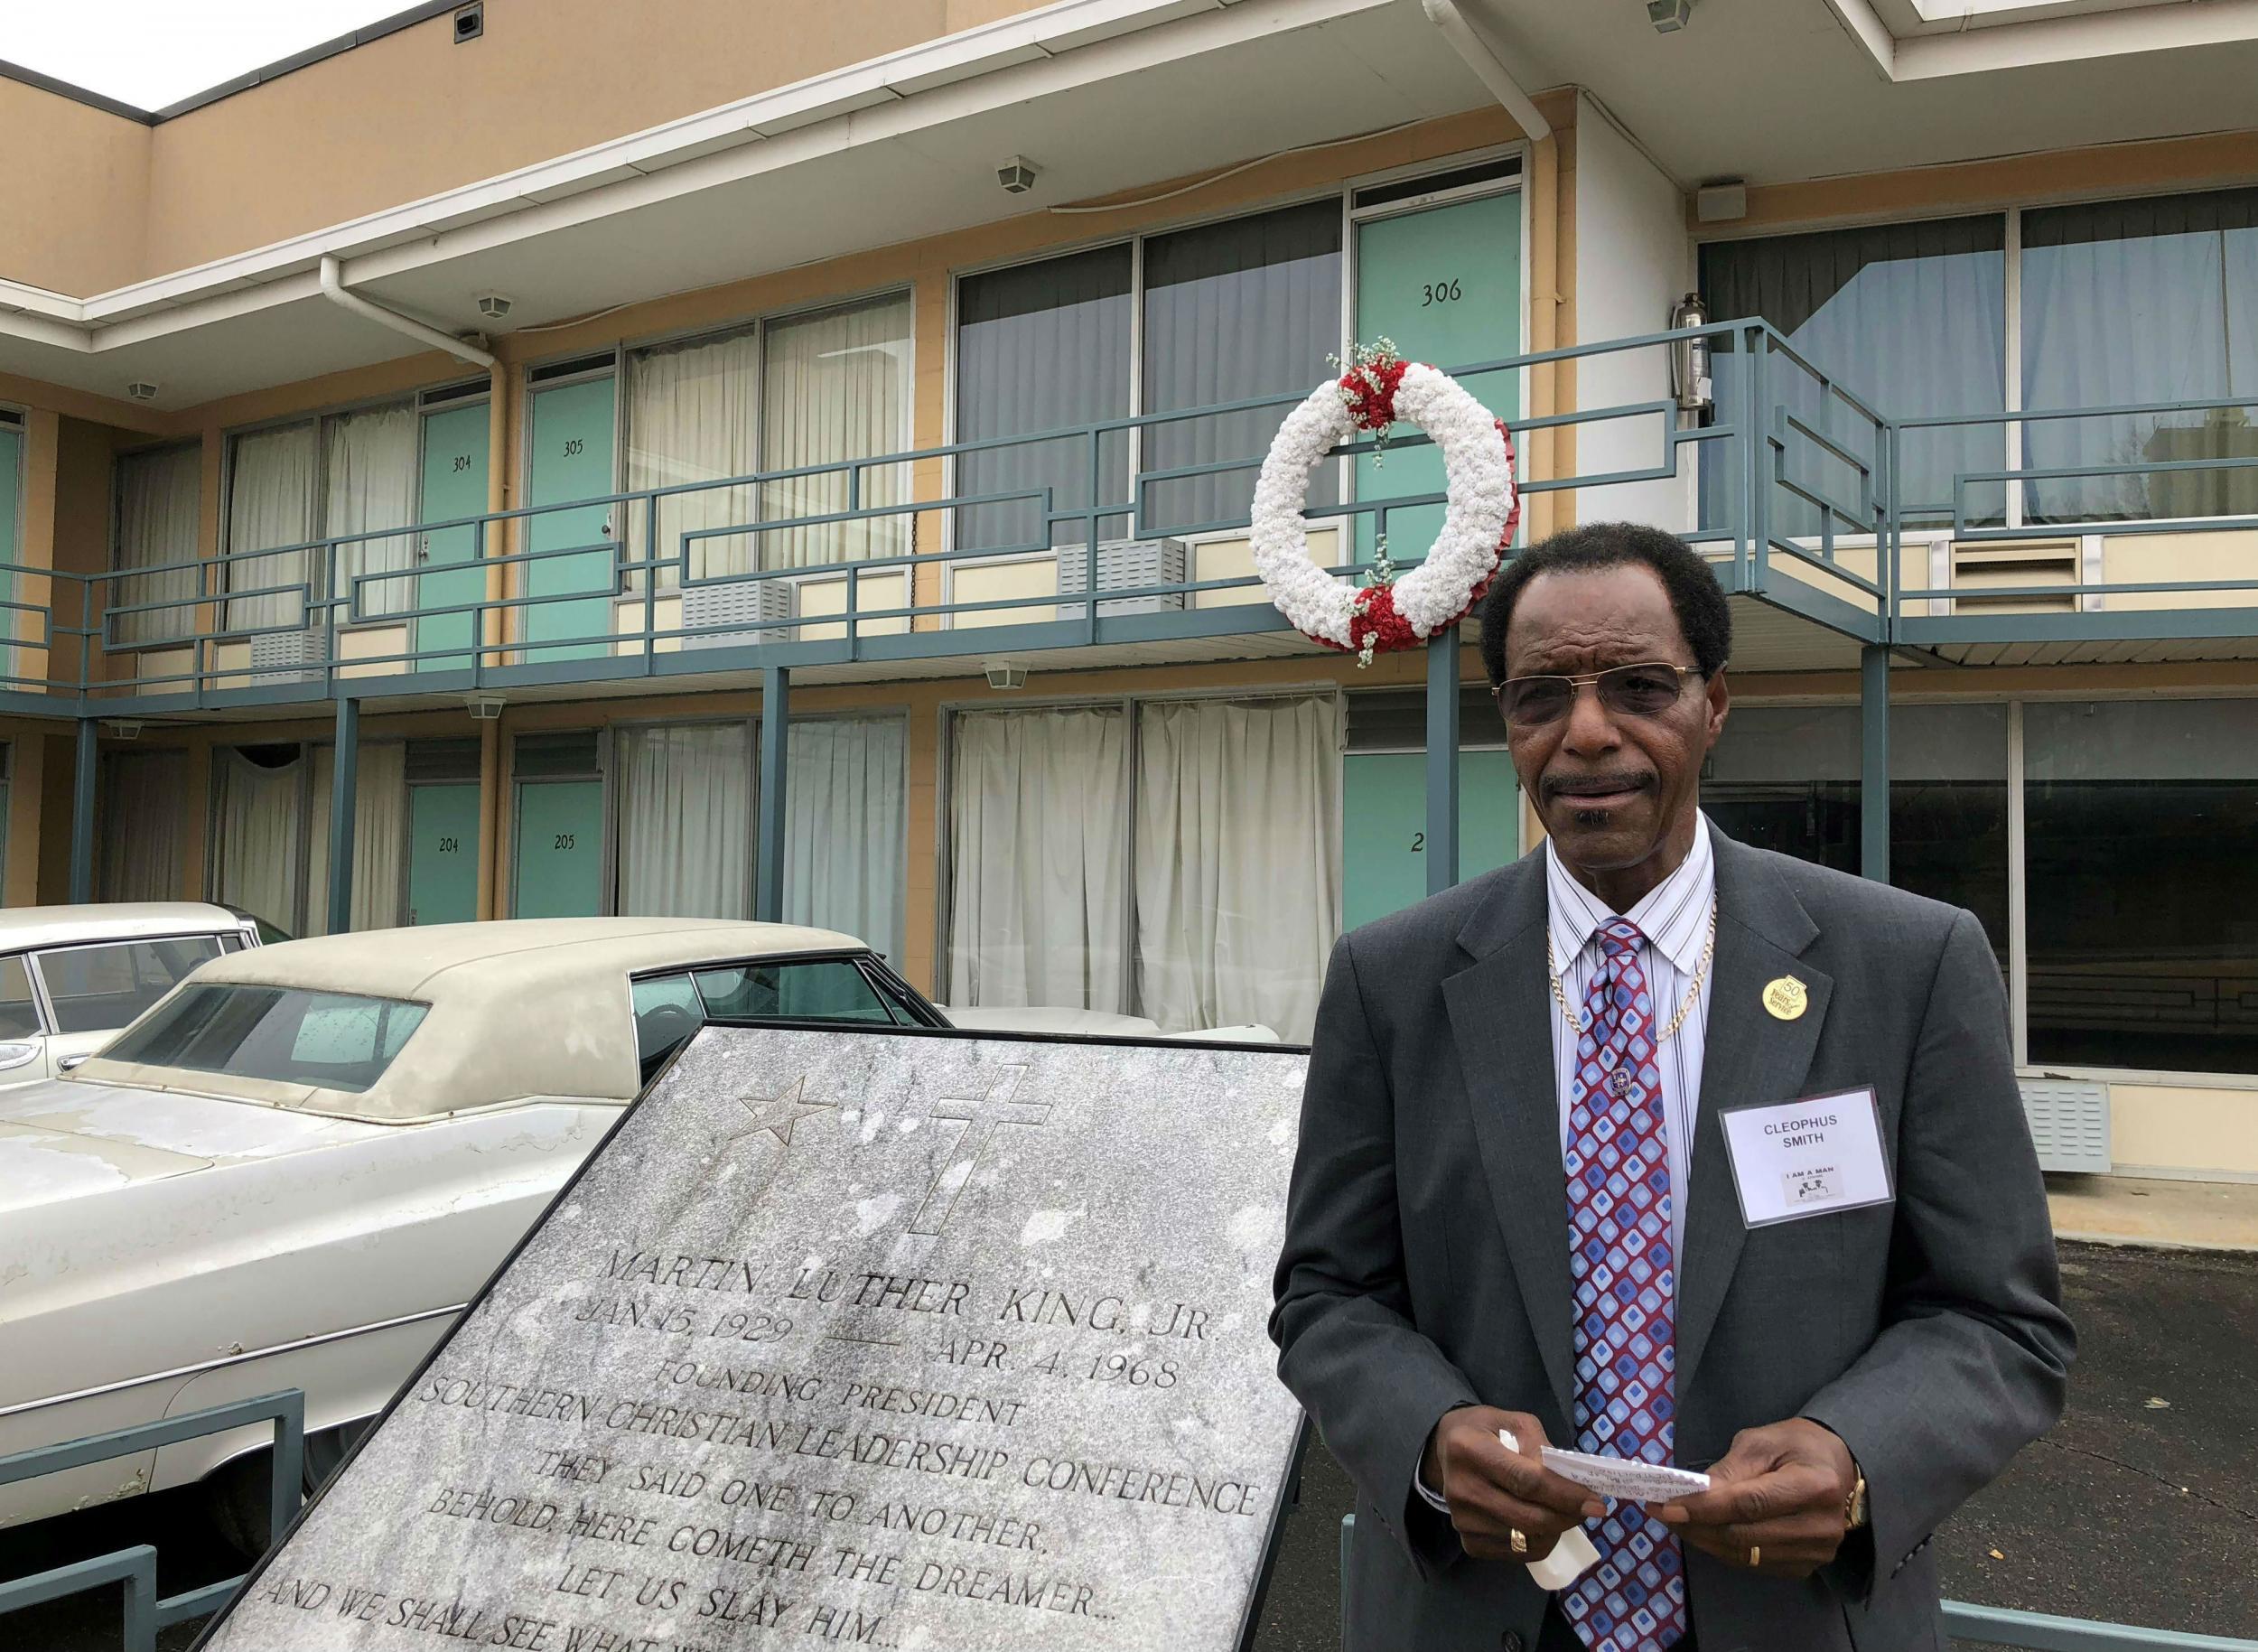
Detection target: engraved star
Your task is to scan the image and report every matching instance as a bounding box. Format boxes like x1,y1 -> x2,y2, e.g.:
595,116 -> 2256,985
732,1076 -> 832,1149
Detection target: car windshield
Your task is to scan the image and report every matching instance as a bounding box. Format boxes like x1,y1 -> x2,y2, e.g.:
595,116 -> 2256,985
33,936 -> 229,1034
103,984 -> 431,1095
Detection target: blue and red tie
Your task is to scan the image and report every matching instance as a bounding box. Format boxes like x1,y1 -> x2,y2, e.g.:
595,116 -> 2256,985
1562,917 -> 1688,1651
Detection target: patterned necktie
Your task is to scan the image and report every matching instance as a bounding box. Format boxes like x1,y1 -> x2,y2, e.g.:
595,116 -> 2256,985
1562,917 -> 1688,1652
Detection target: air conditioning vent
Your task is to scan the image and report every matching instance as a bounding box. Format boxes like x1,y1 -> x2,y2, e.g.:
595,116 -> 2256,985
1947,538 -> 2081,614
682,577 -> 792,650
247,626 -> 327,686
1056,537 -> 1189,621
2018,1078 -> 2111,1174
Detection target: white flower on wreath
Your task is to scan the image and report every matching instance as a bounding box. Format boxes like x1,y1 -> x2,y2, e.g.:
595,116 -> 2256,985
1248,350 -> 1519,661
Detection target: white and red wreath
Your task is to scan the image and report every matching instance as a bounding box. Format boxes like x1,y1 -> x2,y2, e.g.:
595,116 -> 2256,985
1250,342 -> 1519,665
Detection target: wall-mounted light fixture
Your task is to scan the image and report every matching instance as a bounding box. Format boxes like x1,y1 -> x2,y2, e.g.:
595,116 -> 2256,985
1647,0 -> 1694,31
984,660 -> 1029,691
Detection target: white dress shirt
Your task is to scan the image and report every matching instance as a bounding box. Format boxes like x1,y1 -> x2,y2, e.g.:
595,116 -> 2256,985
1417,817 -> 1718,1511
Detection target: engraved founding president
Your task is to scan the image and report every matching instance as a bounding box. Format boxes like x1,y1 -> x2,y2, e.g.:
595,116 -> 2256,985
1271,524 -> 2074,1652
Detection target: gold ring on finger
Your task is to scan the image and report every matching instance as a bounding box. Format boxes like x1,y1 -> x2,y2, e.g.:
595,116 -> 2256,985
1510,1530 -> 1528,1556
1748,1545 -> 1760,1568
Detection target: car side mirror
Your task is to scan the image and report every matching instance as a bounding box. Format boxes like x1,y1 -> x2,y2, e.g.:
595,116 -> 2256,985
58,1054 -> 90,1073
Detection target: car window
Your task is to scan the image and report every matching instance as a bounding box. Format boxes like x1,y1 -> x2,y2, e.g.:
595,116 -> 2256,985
33,936 -> 227,1034
103,984 -> 431,1095
632,973 -> 706,1081
0,956 -> 40,1040
694,959 -> 900,1026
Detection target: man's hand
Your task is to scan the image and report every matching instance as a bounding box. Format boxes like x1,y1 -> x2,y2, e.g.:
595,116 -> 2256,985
1650,1418 -> 1858,1578
1423,1407 -> 1604,1563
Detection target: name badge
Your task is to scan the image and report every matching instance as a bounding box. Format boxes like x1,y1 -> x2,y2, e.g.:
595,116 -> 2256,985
1718,1087 -> 1892,1227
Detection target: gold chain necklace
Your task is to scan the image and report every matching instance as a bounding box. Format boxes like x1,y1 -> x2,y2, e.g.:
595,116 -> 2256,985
1546,905 -> 1718,1043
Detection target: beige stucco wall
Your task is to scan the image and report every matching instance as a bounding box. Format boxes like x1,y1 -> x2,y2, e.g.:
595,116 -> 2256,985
2111,1084 -> 2258,1180
0,78 -> 149,296
138,0 -> 1053,278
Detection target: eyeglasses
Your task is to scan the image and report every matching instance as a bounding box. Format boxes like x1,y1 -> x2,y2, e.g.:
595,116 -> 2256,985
1493,661 -> 1709,728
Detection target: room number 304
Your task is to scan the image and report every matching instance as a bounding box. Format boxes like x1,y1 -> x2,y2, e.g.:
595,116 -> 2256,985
1422,278 -> 1464,306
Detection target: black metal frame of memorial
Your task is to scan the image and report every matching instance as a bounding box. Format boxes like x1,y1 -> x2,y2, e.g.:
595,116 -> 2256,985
191,1021 -> 1317,1652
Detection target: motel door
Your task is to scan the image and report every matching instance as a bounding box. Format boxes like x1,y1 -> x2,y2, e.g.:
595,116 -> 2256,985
511,731 -> 606,918
416,398 -> 490,672
406,783 -> 481,925
1351,178 -> 1522,563
525,372 -> 618,662
1343,175 -> 1524,924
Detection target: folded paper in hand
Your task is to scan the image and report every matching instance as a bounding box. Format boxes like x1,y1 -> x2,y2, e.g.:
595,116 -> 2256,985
1539,1446 -> 1711,1503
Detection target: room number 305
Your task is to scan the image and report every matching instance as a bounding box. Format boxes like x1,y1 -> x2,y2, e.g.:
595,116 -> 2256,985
1422,278 -> 1464,306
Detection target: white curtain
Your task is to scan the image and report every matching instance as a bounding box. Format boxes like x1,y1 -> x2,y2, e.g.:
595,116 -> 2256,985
627,329 -> 760,588
616,723 -> 752,918
1134,695 -> 1341,1041
947,706 -> 1128,1014
325,405 -> 420,621
225,423 -> 320,631
761,294 -> 913,569
305,742 -> 408,935
99,751 -> 187,901
212,748 -> 305,934
781,717 -> 906,957
112,446 -> 201,646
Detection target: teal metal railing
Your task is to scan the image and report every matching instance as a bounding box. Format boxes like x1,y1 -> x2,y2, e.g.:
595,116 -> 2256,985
1,317 -> 2253,720
0,1391 -> 304,1649
1337,1516 -> 2258,1650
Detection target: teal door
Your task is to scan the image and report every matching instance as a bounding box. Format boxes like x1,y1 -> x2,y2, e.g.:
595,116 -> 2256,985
1354,190 -> 1522,562
406,782 -> 480,926
525,377 -> 617,661
1342,747 -> 1518,932
417,402 -> 490,672
513,779 -> 604,917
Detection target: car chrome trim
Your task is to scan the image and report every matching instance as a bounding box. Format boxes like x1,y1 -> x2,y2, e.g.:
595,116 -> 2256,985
0,1302 -> 470,1421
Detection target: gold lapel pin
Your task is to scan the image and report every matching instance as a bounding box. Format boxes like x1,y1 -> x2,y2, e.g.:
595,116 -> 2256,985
1762,976 -> 1808,1021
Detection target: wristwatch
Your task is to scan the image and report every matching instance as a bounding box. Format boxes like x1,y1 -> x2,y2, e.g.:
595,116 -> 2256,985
1843,1463 -> 1870,1530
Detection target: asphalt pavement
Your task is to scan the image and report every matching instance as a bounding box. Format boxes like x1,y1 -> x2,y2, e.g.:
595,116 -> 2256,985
6,1239 -> 2253,1651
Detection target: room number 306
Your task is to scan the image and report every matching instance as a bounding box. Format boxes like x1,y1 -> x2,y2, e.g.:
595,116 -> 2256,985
1422,278 -> 1464,306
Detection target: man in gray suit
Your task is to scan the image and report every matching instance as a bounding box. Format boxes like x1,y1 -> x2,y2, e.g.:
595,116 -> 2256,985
1272,523 -> 2072,1652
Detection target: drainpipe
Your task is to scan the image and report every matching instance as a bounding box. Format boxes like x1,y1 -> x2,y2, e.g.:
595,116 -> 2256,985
1421,0 -> 1552,143
317,256 -> 496,369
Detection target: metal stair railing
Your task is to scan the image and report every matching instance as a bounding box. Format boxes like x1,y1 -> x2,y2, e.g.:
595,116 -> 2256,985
0,1390 -> 306,1651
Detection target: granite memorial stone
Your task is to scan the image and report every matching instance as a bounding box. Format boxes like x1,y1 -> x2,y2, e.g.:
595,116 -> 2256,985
193,1026 -> 1309,1652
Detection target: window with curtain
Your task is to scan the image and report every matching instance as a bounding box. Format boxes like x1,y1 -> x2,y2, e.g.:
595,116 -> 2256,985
305,741 -> 410,934
99,750 -> 188,901
627,327 -> 760,587
225,423 -> 319,632
1701,218 -> 2008,533
955,247 -> 1134,556
781,715 -> 907,958
761,294 -> 913,569
2025,699 -> 2258,1074
325,405 -> 420,621
112,444 -> 202,646
2022,188 -> 2258,524
947,705 -> 1129,1014
615,723 -> 753,918
211,745 -> 306,936
1134,695 -> 1341,1041
1141,201 -> 1343,535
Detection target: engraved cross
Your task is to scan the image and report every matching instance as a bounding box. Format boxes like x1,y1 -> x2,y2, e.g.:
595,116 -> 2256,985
910,1066 -> 1046,1236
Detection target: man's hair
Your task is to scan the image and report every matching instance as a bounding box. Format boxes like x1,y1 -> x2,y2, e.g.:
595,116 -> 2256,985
1475,521 -> 1732,686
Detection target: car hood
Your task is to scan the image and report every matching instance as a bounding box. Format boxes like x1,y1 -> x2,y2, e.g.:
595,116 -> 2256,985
0,1078 -> 381,1216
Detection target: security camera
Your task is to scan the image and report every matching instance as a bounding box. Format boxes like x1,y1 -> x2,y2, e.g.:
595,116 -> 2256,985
475,293 -> 513,321
995,155 -> 1040,195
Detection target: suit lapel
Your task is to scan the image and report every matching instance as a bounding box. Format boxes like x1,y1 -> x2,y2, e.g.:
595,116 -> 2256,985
1675,835 -> 1832,1395
1442,856 -> 1578,1422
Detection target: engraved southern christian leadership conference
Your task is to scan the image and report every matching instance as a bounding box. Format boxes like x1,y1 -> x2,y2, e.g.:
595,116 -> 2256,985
1272,523 -> 2075,1652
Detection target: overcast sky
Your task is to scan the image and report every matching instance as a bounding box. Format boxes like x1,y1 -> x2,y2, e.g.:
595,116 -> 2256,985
1,1 -> 407,110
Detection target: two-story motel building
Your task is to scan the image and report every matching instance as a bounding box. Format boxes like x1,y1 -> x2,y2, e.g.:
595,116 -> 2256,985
0,0 -> 2254,1177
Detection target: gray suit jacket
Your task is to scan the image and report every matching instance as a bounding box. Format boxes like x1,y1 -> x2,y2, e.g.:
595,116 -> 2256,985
1271,831 -> 2073,1652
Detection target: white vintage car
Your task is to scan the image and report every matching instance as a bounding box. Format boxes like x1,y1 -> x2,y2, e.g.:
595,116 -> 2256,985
0,917 -> 1039,1543
0,903 -> 264,1087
